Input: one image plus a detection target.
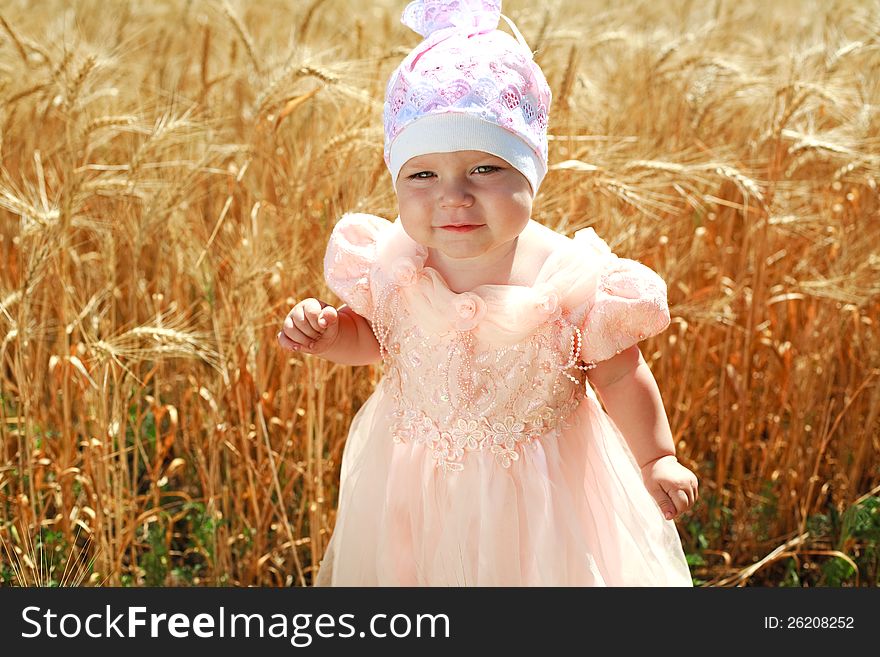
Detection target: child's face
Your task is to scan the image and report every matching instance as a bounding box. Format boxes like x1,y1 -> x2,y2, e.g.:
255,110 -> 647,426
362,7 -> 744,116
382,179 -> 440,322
396,150 -> 532,263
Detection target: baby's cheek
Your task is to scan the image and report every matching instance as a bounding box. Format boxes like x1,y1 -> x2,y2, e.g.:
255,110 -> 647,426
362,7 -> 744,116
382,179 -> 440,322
397,215 -> 432,246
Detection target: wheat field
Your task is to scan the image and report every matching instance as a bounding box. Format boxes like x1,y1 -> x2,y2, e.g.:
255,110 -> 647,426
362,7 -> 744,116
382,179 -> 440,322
0,0 -> 878,586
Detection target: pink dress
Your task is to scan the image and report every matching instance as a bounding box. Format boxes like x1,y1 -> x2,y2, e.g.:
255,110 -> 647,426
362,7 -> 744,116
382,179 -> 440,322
315,213 -> 692,586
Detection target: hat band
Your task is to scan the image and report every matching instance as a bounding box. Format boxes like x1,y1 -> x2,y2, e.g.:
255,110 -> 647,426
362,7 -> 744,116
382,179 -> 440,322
388,113 -> 544,194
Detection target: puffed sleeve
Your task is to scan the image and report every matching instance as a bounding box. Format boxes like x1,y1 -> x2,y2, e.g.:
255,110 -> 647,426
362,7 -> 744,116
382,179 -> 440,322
323,213 -> 392,321
575,228 -> 671,364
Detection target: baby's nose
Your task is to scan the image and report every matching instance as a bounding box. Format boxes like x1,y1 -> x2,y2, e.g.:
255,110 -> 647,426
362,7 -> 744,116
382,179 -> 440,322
439,182 -> 474,207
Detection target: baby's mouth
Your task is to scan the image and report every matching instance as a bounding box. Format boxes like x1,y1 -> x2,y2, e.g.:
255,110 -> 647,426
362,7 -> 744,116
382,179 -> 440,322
440,224 -> 483,232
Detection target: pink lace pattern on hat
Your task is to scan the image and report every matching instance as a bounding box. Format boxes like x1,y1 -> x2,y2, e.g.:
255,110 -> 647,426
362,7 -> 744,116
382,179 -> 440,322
401,0 -> 502,37
384,0 -> 551,170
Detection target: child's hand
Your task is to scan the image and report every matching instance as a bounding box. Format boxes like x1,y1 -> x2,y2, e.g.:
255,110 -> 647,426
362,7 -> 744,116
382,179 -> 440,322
639,455 -> 698,521
277,298 -> 340,356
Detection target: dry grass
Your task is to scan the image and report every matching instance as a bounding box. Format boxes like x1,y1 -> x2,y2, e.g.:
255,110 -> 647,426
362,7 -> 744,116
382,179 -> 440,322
0,0 -> 878,586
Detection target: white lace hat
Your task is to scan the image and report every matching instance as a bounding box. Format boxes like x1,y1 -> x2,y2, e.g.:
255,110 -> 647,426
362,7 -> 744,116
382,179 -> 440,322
383,0 -> 552,194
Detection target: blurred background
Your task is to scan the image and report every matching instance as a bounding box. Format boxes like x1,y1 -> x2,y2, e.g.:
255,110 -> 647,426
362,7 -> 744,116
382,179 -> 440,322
0,0 -> 877,586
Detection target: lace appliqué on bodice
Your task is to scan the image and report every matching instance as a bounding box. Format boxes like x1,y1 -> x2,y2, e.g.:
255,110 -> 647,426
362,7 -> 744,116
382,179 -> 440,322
372,279 -> 593,472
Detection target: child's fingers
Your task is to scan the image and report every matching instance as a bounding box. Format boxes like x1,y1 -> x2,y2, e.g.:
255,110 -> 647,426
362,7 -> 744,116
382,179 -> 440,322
688,481 -> 698,506
280,301 -> 341,353
670,488 -> 691,515
302,299 -> 329,337
282,312 -> 316,345
654,485 -> 692,520
656,493 -> 677,520
277,330 -> 306,352
289,299 -> 325,340
317,305 -> 338,329
679,475 -> 698,508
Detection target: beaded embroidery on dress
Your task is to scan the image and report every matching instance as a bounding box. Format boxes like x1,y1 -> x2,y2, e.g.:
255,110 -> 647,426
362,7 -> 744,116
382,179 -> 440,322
315,213 -> 692,586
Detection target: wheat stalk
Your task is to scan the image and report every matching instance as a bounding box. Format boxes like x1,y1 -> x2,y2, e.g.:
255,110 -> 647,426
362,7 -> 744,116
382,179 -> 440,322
0,14 -> 30,65
221,0 -> 261,76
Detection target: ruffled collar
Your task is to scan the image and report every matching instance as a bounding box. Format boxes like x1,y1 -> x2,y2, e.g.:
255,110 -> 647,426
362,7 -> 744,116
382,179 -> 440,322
372,218 -> 613,342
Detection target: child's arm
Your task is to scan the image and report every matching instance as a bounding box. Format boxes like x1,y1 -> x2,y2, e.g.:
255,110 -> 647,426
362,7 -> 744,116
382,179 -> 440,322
587,345 -> 698,520
278,299 -> 381,366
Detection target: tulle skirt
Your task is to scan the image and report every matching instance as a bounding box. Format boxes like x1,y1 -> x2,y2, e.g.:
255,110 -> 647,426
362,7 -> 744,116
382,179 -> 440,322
315,380 -> 692,586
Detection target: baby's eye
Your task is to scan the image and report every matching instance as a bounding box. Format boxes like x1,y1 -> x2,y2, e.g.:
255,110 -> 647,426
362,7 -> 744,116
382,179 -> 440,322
407,171 -> 435,179
473,165 -> 500,174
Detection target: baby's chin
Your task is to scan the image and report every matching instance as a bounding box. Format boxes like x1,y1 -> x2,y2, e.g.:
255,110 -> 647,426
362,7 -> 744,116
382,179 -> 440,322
428,241 -> 502,262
